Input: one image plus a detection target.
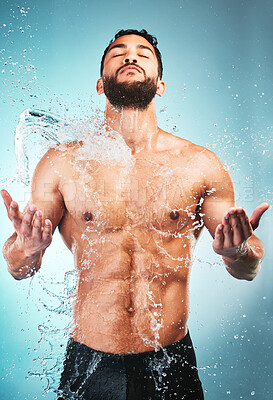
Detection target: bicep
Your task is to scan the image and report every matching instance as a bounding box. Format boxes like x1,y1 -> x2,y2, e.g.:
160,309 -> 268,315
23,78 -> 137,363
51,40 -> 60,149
30,148 -> 65,233
200,155 -> 235,238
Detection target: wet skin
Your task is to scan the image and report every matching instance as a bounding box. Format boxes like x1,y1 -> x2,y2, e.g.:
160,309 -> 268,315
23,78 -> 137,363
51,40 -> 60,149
1,133 -> 268,353
1,34 -> 268,354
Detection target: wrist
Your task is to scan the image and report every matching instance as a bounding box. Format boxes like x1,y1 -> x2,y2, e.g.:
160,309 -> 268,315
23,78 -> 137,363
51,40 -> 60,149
222,240 -> 249,263
13,236 -> 41,259
6,240 -> 42,279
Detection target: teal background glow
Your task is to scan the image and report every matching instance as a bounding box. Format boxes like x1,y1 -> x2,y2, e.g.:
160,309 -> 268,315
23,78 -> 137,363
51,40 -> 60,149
0,0 -> 272,399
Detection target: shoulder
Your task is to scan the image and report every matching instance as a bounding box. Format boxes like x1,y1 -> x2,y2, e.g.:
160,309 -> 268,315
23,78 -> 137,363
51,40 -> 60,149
35,141 -> 80,168
31,142 -> 75,184
159,129 -> 225,165
159,129 -> 232,185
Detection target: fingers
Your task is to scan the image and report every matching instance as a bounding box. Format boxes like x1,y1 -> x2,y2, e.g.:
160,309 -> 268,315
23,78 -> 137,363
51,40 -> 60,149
222,213 -> 234,247
32,210 -> 43,240
1,190 -> 26,227
7,200 -> 52,245
237,208 -> 252,238
19,206 -> 52,254
1,189 -> 15,220
21,205 -> 37,235
24,207 -> 52,240
9,201 -> 23,228
213,224 -> 224,250
42,219 -> 52,243
249,202 -> 269,230
1,190 -> 53,253
228,209 -> 245,246
33,211 -> 52,244
1,189 -> 12,209
221,207 -> 253,248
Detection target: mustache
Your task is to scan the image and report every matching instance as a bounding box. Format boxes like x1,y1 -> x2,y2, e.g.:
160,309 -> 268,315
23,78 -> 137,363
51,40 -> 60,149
115,63 -> 146,77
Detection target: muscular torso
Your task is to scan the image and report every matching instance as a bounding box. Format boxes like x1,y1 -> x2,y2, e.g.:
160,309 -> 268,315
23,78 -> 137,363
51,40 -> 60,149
53,130 -> 208,353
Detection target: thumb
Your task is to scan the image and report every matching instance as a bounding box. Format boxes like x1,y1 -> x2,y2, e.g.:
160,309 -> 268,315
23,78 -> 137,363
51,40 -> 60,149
1,189 -> 13,219
249,202 -> 269,230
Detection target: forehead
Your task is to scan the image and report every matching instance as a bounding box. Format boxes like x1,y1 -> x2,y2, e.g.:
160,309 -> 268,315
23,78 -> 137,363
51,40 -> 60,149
108,34 -> 155,55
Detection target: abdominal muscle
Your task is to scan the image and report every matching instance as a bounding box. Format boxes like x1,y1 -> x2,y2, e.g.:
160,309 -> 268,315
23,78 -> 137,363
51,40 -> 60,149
70,230 -> 192,354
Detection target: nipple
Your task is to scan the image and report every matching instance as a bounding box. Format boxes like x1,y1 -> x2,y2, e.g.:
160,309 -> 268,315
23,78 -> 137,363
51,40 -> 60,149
170,210 -> 179,220
83,211 -> 93,221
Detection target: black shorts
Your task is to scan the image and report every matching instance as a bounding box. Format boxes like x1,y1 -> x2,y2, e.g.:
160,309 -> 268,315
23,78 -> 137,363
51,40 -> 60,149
56,331 -> 204,400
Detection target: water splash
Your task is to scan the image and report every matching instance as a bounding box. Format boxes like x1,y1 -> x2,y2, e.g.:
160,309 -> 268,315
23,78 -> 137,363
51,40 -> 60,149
148,348 -> 175,392
1,109 -> 63,185
5,107 -> 208,397
0,108 -> 134,186
26,269 -> 78,393
5,109 -> 135,394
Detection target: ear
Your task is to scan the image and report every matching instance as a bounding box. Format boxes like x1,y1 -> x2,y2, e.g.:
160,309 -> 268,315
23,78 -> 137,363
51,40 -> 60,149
156,80 -> 165,97
96,78 -> 104,95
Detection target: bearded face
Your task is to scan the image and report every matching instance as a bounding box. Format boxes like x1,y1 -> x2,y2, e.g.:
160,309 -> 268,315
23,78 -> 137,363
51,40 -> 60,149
102,72 -> 158,111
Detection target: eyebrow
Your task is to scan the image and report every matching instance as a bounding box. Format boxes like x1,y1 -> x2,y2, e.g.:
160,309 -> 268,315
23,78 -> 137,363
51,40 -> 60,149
108,43 -> 154,55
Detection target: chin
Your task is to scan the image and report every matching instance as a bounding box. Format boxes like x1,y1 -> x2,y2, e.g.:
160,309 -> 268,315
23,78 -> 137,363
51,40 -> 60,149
118,75 -> 144,83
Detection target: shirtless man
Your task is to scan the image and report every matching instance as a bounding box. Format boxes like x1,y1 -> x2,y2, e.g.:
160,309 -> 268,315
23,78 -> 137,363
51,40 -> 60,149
1,29 -> 268,400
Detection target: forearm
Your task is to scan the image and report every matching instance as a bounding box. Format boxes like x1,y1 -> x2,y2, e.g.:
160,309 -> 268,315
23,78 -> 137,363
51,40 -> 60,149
223,235 -> 265,281
3,233 -> 42,280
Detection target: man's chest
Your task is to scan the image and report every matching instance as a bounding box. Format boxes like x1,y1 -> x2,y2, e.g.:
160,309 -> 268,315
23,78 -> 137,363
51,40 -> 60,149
60,157 -> 204,233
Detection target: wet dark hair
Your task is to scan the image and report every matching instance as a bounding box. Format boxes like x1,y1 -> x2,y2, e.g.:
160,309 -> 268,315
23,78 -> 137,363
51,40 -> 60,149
100,29 -> 163,79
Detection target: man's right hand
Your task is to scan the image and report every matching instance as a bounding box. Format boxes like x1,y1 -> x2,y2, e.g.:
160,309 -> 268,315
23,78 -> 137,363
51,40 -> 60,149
1,189 -> 52,257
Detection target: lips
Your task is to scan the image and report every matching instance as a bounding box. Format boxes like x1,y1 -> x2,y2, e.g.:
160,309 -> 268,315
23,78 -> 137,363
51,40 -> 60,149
119,65 -> 141,74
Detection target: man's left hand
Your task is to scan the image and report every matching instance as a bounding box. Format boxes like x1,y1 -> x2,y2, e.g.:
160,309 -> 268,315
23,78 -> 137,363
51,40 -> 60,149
213,203 -> 269,258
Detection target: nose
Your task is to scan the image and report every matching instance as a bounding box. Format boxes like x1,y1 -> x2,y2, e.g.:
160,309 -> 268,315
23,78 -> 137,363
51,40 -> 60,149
123,54 -> 137,64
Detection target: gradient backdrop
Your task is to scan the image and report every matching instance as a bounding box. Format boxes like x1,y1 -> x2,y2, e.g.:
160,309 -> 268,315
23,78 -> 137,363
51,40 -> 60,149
0,0 -> 272,399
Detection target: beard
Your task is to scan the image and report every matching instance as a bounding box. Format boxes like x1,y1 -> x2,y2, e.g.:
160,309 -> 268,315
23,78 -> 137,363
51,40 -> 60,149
102,74 -> 158,111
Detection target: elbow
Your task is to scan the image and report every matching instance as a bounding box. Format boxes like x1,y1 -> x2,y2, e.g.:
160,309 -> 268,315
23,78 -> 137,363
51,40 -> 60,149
8,267 -> 27,280
243,274 -> 256,282
226,263 -> 261,281
246,260 -> 262,281
228,272 -> 256,281
11,273 -> 26,281
7,265 -> 39,281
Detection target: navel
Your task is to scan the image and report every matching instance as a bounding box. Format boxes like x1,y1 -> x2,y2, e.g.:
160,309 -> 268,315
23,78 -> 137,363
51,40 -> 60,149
170,210 -> 180,220
83,211 -> 93,221
127,306 -> 135,316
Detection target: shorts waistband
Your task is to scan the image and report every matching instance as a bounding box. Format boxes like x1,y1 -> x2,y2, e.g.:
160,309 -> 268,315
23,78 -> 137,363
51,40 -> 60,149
68,330 -> 193,364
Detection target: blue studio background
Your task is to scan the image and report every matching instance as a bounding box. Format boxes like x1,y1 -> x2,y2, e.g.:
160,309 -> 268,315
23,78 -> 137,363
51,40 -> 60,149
0,0 -> 272,399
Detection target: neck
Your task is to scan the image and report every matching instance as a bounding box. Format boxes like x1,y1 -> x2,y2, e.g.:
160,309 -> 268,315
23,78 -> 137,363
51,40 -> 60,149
103,100 -> 159,154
